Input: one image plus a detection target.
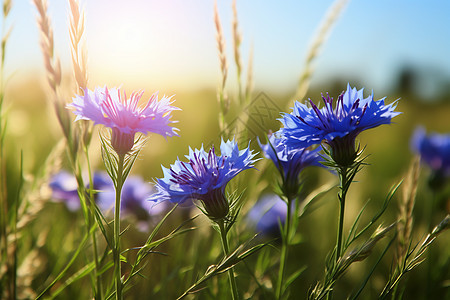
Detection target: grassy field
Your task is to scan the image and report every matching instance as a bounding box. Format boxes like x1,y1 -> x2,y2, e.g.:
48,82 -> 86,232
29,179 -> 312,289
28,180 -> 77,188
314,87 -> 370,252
1,0 -> 449,299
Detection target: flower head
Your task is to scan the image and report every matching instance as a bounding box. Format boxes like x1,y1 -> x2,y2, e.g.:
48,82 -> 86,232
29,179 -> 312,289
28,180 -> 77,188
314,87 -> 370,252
49,171 -> 80,211
258,131 -> 322,199
280,84 -> 400,166
68,86 -> 180,155
150,139 -> 257,220
411,127 -> 450,187
247,194 -> 287,238
49,171 -> 113,211
49,171 -> 165,228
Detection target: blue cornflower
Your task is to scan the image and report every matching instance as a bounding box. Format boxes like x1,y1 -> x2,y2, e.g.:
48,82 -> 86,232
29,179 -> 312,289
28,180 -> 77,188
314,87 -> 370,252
411,127 -> 450,187
49,171 -> 80,211
49,171 -> 165,228
247,194 -> 287,238
150,139 -> 257,220
280,84 -> 400,166
258,131 -> 322,200
49,171 -> 114,211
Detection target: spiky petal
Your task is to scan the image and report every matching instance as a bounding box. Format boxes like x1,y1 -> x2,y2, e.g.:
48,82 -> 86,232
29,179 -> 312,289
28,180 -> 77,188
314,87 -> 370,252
258,131 -> 323,199
149,139 -> 257,220
67,86 -> 180,155
280,84 -> 400,166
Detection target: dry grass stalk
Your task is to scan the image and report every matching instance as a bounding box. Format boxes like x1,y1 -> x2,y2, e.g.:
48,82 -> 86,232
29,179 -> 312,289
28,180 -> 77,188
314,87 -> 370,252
68,0 -> 88,93
396,156 -> 420,261
232,0 -> 243,104
1,0 -> 12,70
214,1 -> 228,91
1,0 -> 13,212
16,247 -> 48,299
68,0 -> 92,147
2,0 -> 12,16
293,0 -> 349,105
16,139 -> 65,232
33,0 -> 74,143
214,1 -> 229,132
244,45 -> 253,103
33,0 -> 62,91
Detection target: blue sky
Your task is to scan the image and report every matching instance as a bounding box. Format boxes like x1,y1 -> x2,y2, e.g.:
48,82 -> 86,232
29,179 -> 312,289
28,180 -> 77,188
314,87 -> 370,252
2,0 -> 450,94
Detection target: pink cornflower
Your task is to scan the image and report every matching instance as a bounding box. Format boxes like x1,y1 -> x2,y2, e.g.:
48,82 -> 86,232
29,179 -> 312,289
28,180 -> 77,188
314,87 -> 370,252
68,87 -> 180,155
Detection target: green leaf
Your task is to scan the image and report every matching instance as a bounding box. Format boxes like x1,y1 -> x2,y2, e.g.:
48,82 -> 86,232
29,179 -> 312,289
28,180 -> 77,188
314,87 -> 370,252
283,266 -> 307,295
36,230 -> 91,299
298,183 -> 335,218
177,238 -> 267,299
49,262 -> 96,299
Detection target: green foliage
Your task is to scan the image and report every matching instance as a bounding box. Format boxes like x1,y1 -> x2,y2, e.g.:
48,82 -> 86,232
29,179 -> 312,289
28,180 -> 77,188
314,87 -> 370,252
0,1 -> 449,299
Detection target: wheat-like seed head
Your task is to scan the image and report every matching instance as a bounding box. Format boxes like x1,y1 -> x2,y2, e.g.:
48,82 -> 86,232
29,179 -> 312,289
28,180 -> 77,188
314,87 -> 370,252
33,0 -> 76,142
214,1 -> 228,90
293,0 -> 349,105
16,248 -> 48,299
245,45 -> 253,102
232,0 -> 242,79
68,0 -> 92,147
396,156 -> 420,261
3,0 -> 12,17
16,139 -> 65,232
68,0 -> 88,93
33,0 -> 62,90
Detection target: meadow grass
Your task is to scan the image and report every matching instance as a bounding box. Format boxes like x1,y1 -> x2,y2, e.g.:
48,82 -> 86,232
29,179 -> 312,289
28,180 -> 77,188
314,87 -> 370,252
0,1 -> 449,299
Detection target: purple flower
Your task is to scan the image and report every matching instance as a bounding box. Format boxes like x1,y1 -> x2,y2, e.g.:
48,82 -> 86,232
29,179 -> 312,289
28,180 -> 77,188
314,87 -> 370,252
280,84 -> 400,166
49,171 -> 165,228
97,173 -> 166,221
247,194 -> 287,238
67,87 -> 180,155
150,139 -> 257,220
412,127 -> 450,180
49,171 -> 80,211
49,171 -> 113,211
258,131 -> 322,200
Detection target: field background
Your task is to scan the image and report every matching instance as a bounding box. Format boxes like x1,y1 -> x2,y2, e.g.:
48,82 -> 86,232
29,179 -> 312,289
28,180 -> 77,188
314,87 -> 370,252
1,0 -> 449,299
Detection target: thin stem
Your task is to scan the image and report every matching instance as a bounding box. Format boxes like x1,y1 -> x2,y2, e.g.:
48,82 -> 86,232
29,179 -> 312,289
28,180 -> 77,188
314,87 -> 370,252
0,9 -> 9,298
336,167 -> 349,263
425,190 -> 437,296
114,154 -> 125,300
85,148 -> 103,300
218,220 -> 239,300
276,197 -> 293,300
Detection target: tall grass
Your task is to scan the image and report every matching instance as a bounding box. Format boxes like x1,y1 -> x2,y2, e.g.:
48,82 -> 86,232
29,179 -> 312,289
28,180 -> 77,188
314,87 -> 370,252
0,1 -> 448,299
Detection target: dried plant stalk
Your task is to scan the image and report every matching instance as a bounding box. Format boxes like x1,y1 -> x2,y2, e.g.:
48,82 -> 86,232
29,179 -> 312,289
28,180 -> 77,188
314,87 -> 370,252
33,0 -> 62,91
293,0 -> 349,105
396,156 -> 420,261
214,2 -> 228,90
68,0 -> 92,147
32,0 -> 76,145
244,45 -> 253,104
16,140 -> 65,232
232,0 -> 243,104
214,1 -> 229,133
68,0 -> 88,93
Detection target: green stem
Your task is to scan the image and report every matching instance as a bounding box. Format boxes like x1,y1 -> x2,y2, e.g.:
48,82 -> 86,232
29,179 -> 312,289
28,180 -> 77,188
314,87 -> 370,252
85,149 -> 103,300
276,197 -> 292,300
336,167 -> 349,263
425,190 -> 437,296
114,154 -> 125,300
218,220 -> 239,300
0,12 -> 8,298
